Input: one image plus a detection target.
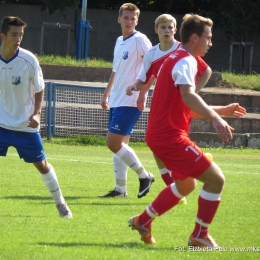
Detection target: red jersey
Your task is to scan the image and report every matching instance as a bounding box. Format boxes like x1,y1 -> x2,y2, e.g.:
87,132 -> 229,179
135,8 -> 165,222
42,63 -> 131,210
137,42 -> 208,84
146,49 -> 197,139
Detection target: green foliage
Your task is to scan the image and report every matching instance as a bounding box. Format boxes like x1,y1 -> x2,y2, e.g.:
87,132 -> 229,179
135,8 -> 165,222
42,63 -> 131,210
1,144 -> 260,259
204,0 -> 260,40
1,0 -> 260,39
40,0 -> 80,14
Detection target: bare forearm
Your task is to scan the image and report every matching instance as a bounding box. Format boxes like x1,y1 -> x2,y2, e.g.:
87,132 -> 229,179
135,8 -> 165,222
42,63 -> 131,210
190,106 -> 226,118
34,90 -> 44,115
104,71 -> 115,98
181,85 -> 218,120
196,67 -> 212,93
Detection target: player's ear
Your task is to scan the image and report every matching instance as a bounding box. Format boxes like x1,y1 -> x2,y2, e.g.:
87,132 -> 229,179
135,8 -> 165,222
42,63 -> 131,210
190,33 -> 198,43
155,27 -> 158,34
0,32 -> 6,41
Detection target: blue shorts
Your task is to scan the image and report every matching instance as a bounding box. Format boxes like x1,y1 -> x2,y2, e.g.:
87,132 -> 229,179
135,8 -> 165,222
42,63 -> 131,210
108,107 -> 142,136
0,127 -> 46,163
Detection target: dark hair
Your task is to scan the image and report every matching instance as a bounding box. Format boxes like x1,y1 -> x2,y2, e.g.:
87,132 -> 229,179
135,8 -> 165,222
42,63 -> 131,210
180,14 -> 213,44
1,16 -> 27,35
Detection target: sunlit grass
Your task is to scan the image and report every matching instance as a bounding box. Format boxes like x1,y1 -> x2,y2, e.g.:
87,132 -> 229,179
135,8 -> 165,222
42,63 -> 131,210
36,54 -> 113,68
36,54 -> 260,91
221,71 -> 260,91
1,142 -> 260,259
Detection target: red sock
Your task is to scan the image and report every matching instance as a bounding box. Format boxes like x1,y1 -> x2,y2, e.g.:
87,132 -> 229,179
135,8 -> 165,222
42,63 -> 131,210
193,195 -> 220,238
161,173 -> 174,186
139,185 -> 181,227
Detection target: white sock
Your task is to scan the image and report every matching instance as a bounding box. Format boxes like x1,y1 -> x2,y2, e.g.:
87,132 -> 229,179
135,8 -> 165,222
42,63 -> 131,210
116,143 -> 148,178
159,167 -> 171,175
40,166 -> 65,205
113,154 -> 127,193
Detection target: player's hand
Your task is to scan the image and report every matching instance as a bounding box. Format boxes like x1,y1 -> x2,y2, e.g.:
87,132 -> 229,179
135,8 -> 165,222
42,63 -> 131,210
212,116 -> 234,142
101,97 -> 109,109
28,114 -> 40,128
225,103 -> 246,118
126,85 -> 136,96
137,93 -> 146,111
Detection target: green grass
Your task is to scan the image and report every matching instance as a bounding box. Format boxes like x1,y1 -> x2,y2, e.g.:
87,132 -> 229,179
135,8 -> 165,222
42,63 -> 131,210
37,54 -> 260,91
36,54 -> 113,68
1,141 -> 260,259
222,71 -> 260,91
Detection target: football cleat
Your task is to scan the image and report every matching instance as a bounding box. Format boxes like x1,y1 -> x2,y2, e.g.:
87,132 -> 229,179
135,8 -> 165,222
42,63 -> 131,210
188,233 -> 219,249
98,189 -> 128,198
138,173 -> 155,198
56,203 -> 72,218
129,215 -> 156,244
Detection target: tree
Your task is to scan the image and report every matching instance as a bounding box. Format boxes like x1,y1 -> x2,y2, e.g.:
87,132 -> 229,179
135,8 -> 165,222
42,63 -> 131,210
203,0 -> 260,41
1,0 -> 260,40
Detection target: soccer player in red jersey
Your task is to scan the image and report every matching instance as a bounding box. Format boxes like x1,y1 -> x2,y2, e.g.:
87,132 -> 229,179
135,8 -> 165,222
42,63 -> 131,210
128,14 -> 246,248
126,14 -> 212,189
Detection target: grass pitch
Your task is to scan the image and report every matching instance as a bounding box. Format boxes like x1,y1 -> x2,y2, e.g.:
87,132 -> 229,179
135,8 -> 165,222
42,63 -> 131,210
0,143 -> 260,260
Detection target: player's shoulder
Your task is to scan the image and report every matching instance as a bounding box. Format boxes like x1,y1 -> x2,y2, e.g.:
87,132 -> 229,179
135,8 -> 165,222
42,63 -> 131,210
18,47 -> 38,61
134,31 -> 150,41
147,43 -> 159,53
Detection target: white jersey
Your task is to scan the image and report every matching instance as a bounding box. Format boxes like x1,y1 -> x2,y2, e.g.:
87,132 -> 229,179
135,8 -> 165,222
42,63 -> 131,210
137,40 -> 181,83
109,31 -> 152,108
0,47 -> 45,132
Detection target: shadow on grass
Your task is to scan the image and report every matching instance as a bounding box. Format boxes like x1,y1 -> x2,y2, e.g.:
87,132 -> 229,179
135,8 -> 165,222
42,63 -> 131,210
3,196 -> 85,201
2,196 -> 150,206
36,242 -> 173,250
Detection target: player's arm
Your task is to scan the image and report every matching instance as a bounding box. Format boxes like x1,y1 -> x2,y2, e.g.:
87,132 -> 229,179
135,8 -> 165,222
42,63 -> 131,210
28,90 -> 44,128
137,76 -> 155,110
190,103 -> 246,118
101,71 -> 115,109
126,76 -> 155,110
180,84 -> 234,142
195,66 -> 212,93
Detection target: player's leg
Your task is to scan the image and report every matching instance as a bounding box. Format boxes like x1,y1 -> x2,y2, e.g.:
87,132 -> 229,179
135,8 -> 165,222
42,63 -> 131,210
153,154 -> 173,185
15,131 -> 72,218
154,154 -> 187,204
99,108 -> 129,198
106,107 -> 154,198
188,161 -> 224,248
129,178 -> 195,243
99,135 -> 129,198
34,159 -> 72,218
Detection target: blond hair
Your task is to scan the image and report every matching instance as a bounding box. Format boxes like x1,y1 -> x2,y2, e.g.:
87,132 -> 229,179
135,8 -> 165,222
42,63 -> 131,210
180,14 -> 213,44
155,14 -> 177,28
119,3 -> 140,18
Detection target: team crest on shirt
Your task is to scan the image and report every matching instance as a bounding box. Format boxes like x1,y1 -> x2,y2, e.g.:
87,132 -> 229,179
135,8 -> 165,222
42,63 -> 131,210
12,76 -> 21,85
122,51 -> 129,60
170,52 -> 179,59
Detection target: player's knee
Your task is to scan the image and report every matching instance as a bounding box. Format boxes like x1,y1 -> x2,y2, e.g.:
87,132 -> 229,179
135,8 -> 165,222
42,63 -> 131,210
33,159 -> 50,174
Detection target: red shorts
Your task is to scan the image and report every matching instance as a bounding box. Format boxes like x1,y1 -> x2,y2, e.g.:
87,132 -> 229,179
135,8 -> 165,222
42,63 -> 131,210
146,134 -> 211,180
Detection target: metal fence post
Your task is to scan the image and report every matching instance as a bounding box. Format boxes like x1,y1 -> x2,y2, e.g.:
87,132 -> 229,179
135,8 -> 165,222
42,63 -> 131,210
45,82 -> 53,139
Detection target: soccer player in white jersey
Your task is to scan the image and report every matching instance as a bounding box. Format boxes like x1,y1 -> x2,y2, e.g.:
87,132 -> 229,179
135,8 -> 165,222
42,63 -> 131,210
0,16 -> 72,218
126,14 -> 212,195
99,3 -> 154,198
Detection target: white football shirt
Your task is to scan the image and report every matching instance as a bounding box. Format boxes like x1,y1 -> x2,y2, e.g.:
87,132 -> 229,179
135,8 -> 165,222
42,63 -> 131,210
109,31 -> 152,108
137,40 -> 181,83
0,47 -> 45,132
